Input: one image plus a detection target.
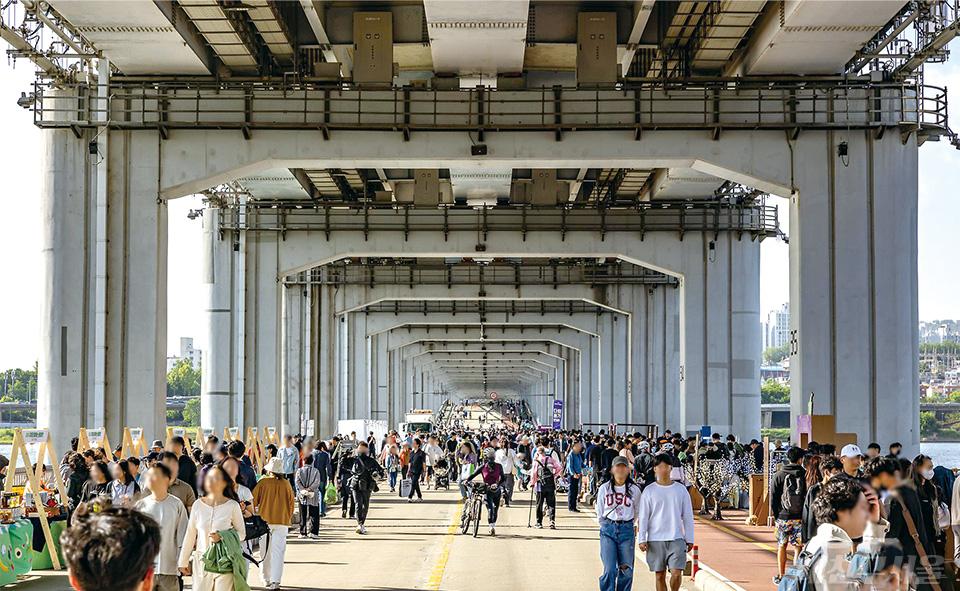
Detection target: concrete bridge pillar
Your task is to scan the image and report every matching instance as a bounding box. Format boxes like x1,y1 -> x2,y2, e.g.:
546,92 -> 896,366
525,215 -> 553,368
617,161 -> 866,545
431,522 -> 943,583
790,131 -> 920,450
678,233 -> 761,439
38,126 -> 168,454
201,209 -> 234,431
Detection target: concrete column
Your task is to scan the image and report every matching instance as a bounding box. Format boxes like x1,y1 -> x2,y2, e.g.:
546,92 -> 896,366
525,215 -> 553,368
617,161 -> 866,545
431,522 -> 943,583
790,131 -> 919,449
346,314 -> 369,418
627,285 -> 647,424
664,286 -> 682,431
598,314 -> 613,424
586,336 -> 600,426
281,284 -> 304,434
679,233 -> 760,438
612,312 -> 629,424
38,124 -> 94,454
38,127 -> 169,453
201,208 -> 233,430
730,234 -> 762,439
374,334 -> 389,421
646,286 -> 666,429
101,133 -> 168,443
318,285 -> 337,437
705,235 -> 733,434
244,230 -> 281,429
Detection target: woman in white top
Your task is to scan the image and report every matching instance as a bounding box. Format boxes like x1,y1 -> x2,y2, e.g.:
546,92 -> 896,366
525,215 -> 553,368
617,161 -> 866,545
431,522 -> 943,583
178,465 -> 246,591
220,456 -> 255,517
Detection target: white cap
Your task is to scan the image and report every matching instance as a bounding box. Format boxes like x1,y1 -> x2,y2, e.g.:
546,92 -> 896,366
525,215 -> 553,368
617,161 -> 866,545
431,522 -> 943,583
840,444 -> 863,459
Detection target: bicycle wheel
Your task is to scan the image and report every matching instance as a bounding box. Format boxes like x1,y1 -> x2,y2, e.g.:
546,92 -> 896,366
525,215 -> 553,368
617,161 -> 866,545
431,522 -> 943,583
472,496 -> 482,538
460,503 -> 471,535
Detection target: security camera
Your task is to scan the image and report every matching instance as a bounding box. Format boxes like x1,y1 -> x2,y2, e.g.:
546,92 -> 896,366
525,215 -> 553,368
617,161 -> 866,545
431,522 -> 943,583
17,92 -> 35,109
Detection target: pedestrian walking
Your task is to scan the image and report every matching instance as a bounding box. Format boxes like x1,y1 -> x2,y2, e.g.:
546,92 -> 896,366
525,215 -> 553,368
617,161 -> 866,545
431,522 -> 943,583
177,466 -> 247,591
407,438 -> 426,502
596,456 -> 641,591
770,446 -> 807,585
495,437 -> 519,507
135,463 -> 188,591
637,454 -> 695,591
349,441 -> 384,534
530,439 -> 563,529
253,457 -> 295,590
295,454 -> 323,538
566,440 -> 585,512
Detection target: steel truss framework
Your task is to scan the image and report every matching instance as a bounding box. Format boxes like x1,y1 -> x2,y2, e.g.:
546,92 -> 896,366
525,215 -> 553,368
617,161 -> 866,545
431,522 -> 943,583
219,201 -> 780,241
30,77 -> 949,141
353,300 -> 626,316
283,257 -> 678,288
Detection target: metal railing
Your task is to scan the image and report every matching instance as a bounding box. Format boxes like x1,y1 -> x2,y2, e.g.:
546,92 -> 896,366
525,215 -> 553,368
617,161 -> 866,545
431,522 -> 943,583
285,258 -> 677,288
31,77 -> 949,137
218,201 -> 780,241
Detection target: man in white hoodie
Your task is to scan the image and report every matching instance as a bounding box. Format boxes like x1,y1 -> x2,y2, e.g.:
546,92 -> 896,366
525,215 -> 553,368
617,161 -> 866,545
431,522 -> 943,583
800,476 -> 892,590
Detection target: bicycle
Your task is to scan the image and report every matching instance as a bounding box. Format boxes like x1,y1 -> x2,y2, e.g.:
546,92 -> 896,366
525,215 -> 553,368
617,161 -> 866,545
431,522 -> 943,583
460,482 -> 488,538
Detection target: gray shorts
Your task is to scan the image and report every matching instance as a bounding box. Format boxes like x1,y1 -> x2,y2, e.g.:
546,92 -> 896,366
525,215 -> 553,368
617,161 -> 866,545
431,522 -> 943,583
645,539 -> 688,572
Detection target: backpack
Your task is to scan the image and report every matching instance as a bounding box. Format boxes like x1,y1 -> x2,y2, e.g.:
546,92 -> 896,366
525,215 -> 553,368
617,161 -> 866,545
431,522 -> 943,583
780,471 -> 805,516
537,458 -> 556,493
778,547 -> 822,591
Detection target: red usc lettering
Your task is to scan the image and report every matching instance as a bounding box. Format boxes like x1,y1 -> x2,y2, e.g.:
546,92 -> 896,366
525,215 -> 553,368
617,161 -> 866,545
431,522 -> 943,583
604,492 -> 632,507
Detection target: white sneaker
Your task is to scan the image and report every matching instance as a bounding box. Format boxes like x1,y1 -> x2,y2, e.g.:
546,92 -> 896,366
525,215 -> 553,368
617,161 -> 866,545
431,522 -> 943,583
309,533 -> 321,539
356,525 -> 364,534
360,525 -> 367,534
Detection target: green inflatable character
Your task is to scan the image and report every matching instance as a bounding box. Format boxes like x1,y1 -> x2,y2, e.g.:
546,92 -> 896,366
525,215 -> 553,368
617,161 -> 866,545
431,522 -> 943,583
8,519 -> 33,575
0,524 -> 17,585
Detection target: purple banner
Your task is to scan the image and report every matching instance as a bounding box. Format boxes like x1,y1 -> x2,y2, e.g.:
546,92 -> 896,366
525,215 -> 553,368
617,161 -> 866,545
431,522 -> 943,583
551,399 -> 564,430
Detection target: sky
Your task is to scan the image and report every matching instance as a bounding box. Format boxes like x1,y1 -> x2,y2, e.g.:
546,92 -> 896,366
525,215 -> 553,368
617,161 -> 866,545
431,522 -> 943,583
0,57 -> 958,369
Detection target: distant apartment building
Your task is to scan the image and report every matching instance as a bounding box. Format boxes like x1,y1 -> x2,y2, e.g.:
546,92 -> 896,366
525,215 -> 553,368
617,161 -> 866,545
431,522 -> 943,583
920,320 -> 959,344
765,303 -> 790,350
166,337 -> 202,372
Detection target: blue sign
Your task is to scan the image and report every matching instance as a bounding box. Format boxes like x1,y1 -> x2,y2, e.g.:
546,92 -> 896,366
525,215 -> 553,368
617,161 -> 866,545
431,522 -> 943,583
700,425 -> 712,441
551,399 -> 564,430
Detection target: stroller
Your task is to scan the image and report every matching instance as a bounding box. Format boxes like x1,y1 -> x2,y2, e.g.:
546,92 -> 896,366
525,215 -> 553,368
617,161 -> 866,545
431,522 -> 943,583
434,455 -> 451,489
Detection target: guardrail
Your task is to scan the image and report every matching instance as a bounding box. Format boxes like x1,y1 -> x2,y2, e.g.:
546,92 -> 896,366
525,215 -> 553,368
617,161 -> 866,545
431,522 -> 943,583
218,201 -> 781,241
30,78 -> 948,137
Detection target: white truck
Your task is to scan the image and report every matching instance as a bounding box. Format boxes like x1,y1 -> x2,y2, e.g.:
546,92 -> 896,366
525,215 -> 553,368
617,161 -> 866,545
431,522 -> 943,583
398,410 -> 434,435
336,419 -> 389,450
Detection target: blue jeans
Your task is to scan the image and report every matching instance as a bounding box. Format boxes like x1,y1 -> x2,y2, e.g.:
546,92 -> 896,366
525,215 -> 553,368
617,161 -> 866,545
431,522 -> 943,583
599,520 -> 635,591
389,471 -> 398,489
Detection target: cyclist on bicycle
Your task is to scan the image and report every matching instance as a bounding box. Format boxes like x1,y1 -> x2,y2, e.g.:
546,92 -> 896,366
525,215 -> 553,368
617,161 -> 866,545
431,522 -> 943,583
465,447 -> 505,535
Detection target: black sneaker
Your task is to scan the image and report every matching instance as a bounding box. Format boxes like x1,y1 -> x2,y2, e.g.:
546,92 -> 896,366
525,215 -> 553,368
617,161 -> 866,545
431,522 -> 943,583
535,523 -> 543,529
549,522 -> 556,530
773,575 -> 782,585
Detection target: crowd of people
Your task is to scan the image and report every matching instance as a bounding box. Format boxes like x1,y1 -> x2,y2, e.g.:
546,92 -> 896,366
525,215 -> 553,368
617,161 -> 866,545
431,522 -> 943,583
44,422 -> 960,591
770,440 -> 960,591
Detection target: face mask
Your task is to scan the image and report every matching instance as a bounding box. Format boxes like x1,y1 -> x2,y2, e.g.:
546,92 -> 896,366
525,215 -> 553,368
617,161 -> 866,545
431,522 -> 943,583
921,468 -> 935,481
